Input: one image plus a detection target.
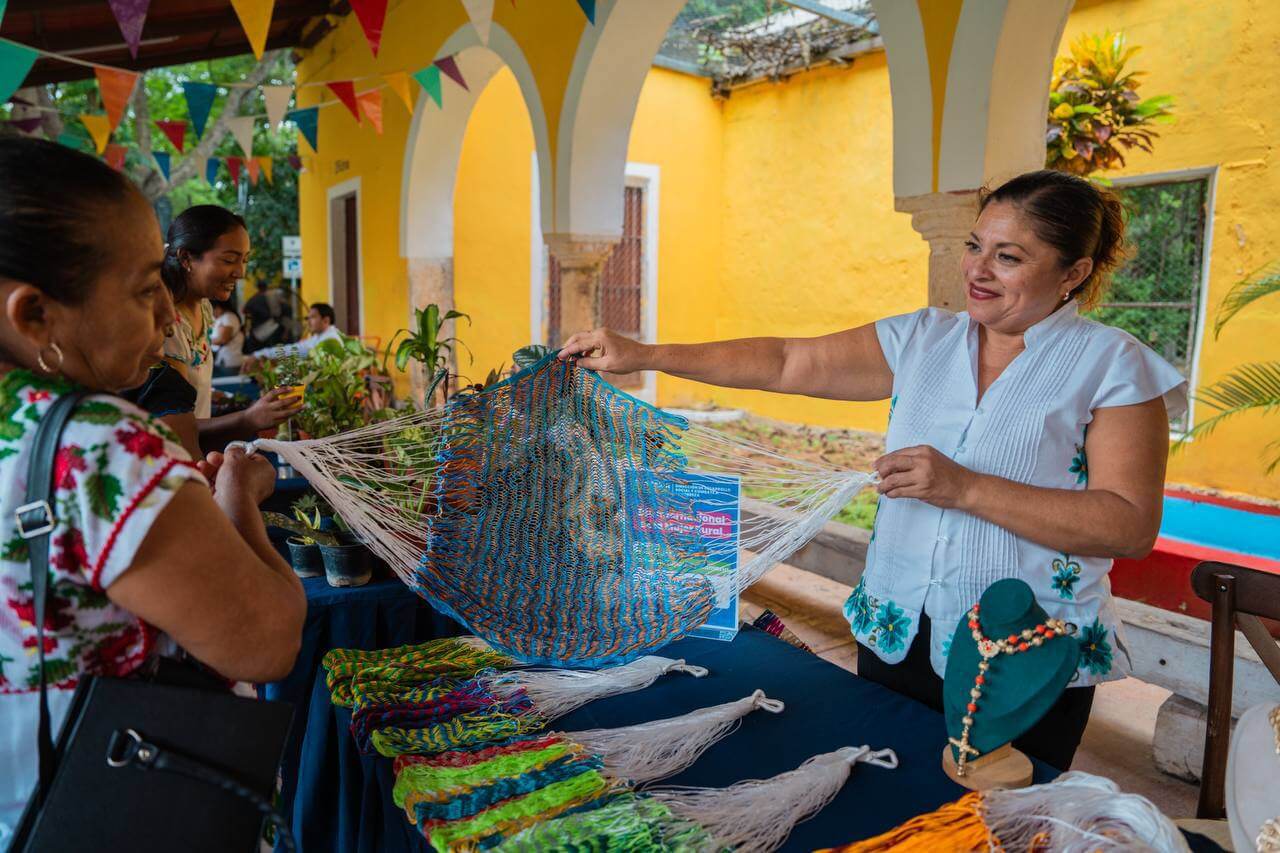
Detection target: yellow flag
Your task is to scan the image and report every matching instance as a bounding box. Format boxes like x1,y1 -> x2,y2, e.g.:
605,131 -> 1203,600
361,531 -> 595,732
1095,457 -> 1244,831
79,113 -> 113,154
383,71 -> 414,114
257,156 -> 274,184
231,0 -> 275,60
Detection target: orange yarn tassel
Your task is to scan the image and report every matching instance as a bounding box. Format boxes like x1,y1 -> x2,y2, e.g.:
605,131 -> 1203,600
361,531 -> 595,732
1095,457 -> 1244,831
817,792 -> 992,852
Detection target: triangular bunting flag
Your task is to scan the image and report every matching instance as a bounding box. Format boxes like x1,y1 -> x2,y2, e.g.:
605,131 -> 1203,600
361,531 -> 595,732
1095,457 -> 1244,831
356,89 -> 382,134
0,41 -> 37,107
57,132 -> 94,153
576,0 -> 595,24
8,116 -> 42,134
78,114 -> 113,154
107,0 -> 151,59
326,81 -> 360,121
95,67 -> 139,131
286,107 -> 318,153
228,114 -> 255,157
0,1 -> 7,29
204,157 -> 219,185
246,156 -> 260,185
104,144 -> 127,172
182,82 -> 217,138
230,0 -> 274,60
226,156 -> 243,186
461,0 -> 494,45
348,0 -> 387,58
257,156 -> 273,184
412,66 -> 442,108
434,55 -> 468,91
383,71 -> 414,114
152,150 -> 170,181
155,119 -> 187,152
263,83 -> 292,128
287,154 -> 302,170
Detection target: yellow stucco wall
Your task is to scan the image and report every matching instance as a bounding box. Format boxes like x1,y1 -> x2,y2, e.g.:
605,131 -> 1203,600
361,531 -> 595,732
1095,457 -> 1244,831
295,0 -> 1280,500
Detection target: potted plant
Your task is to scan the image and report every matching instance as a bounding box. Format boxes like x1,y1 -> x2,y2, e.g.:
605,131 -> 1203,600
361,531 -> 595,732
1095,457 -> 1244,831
385,304 -> 471,408
261,504 -> 337,579
317,514 -> 372,587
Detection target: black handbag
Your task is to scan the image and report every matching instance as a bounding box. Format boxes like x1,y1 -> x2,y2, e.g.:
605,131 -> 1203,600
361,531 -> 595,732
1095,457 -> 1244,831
8,391 -> 297,852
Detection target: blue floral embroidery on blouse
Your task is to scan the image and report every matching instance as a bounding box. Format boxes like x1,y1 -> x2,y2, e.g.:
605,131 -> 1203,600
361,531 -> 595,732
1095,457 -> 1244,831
1051,554 -> 1082,600
844,581 -> 912,655
874,601 -> 911,655
1078,619 -> 1113,675
1068,426 -> 1088,484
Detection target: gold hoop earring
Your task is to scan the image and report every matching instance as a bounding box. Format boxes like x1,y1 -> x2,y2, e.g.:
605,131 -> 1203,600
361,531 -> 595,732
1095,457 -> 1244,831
36,341 -> 65,375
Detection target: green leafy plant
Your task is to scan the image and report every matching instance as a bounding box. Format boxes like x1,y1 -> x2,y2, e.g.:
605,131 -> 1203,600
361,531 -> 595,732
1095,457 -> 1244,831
1179,263 -> 1280,471
513,345 -> 553,369
293,337 -> 383,438
1046,31 -> 1174,176
261,511 -> 337,546
385,304 -> 471,407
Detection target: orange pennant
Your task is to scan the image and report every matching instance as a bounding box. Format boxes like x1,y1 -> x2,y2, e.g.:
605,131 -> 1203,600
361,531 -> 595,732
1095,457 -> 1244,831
356,89 -> 382,134
246,157 -> 260,185
257,156 -> 274,184
383,71 -> 414,114
104,143 -> 127,172
94,67 -> 139,132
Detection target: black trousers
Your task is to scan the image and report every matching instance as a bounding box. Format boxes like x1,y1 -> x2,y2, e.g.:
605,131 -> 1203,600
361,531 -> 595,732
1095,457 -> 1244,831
856,612 -> 1094,771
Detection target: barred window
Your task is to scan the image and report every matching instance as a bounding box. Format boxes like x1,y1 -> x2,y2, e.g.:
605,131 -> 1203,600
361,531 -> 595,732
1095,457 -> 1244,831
1088,176 -> 1209,431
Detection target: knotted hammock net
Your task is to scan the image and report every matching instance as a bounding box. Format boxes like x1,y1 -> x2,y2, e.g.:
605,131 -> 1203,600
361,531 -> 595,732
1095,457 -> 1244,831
258,355 -> 874,666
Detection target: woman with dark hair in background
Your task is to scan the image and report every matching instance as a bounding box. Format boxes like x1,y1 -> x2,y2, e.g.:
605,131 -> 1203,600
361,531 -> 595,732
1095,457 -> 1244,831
0,137 -> 304,839
561,170 -> 1186,771
144,205 -> 299,456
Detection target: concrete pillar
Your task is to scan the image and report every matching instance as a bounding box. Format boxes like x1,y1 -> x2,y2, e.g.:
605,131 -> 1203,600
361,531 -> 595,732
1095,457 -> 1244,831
407,257 -> 454,405
895,190 -> 980,312
543,234 -> 618,341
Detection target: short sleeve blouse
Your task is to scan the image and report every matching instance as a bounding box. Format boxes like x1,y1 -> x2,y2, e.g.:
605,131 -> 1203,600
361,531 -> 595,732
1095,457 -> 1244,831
0,369 -> 205,836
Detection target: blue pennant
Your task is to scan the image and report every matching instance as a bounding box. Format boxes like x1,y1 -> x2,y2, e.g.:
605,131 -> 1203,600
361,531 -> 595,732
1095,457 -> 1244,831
182,81 -> 217,139
286,107 -> 319,153
153,150 -> 170,181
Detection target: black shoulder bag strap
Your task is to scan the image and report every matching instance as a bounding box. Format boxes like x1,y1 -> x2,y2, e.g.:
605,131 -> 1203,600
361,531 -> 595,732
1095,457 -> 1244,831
16,389 -> 89,807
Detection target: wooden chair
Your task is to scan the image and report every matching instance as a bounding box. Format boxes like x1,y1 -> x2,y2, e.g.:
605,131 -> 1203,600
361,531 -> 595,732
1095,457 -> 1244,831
1190,561 -> 1280,818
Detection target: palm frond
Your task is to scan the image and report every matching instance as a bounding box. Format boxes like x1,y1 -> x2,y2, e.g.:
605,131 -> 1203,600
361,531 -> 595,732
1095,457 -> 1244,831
1214,261 -> 1280,338
1176,362 -> 1280,454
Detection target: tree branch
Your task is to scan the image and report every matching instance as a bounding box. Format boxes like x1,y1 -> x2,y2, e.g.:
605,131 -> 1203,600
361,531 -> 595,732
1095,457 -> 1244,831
135,50 -> 286,202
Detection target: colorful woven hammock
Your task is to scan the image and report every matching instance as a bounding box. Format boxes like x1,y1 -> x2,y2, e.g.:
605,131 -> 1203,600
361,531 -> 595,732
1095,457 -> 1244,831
258,355 -> 875,668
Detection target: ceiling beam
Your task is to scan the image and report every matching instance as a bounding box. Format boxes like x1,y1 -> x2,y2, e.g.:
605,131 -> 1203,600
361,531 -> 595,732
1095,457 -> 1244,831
13,3 -> 329,54
23,33 -> 303,86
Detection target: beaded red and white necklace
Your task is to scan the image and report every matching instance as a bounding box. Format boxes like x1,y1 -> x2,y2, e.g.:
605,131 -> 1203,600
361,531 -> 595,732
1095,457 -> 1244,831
948,603 -> 1074,777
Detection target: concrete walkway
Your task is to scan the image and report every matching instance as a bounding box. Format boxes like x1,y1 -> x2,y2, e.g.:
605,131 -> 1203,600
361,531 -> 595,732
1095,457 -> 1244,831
742,564 -> 1200,818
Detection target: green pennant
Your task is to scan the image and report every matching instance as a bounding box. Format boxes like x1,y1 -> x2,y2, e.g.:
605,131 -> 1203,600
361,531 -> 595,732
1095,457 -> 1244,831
412,65 -> 443,109
0,40 -> 37,106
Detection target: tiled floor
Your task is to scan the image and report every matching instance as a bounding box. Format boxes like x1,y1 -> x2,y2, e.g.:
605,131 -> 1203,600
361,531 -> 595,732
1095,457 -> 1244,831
741,564 -> 1200,819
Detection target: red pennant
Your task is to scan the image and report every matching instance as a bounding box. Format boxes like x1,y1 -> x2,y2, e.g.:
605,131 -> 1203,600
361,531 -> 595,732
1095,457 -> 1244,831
226,155 -> 243,186
104,143 -> 127,171
434,55 -> 468,91
154,119 -> 187,153
326,81 -> 361,121
348,0 -> 387,58
287,154 -> 302,170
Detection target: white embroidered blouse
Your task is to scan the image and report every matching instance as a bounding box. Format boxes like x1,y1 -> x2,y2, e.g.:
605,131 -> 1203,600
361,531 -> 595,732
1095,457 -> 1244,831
843,303 -> 1187,687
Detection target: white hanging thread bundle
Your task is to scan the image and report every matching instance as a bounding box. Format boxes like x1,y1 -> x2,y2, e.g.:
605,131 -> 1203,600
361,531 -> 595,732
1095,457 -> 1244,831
564,689 -> 785,785
647,744 -> 900,853
482,656 -> 709,721
980,771 -> 1191,853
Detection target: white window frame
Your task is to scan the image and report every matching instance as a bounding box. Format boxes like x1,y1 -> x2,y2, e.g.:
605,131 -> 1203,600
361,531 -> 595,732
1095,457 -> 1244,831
1104,165 -> 1217,439
326,176 -> 366,335
531,158 -> 660,403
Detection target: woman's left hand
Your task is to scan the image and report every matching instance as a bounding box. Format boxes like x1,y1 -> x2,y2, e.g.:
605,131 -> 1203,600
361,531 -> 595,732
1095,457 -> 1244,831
874,445 -> 977,509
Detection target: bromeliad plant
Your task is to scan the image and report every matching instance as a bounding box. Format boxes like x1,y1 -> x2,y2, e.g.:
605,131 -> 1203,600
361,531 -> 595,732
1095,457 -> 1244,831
1046,31 -> 1174,176
1178,262 -> 1280,471
386,304 -> 471,408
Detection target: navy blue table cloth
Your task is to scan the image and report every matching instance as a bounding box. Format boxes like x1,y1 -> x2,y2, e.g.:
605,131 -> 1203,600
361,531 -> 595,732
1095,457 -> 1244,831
264,578 -> 1065,852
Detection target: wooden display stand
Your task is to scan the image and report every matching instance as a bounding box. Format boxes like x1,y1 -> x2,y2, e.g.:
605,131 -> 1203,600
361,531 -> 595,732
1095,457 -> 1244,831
941,742 -> 1033,791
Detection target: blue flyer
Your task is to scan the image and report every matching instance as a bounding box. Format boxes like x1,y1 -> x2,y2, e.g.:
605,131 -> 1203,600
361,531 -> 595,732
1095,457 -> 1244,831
624,470 -> 741,642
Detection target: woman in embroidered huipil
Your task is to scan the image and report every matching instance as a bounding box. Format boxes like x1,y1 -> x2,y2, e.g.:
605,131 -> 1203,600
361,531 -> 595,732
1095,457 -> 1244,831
559,170 -> 1185,770
0,138 -> 305,837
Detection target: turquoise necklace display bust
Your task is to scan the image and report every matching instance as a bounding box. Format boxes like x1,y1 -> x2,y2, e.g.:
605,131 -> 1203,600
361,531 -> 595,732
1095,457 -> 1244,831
944,578 -> 1081,776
